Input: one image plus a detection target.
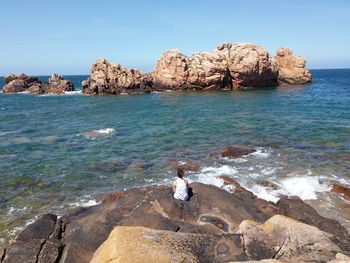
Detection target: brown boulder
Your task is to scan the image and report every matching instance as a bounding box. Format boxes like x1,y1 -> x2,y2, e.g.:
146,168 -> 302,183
221,146 -> 256,158
332,183 -> 350,201
275,48 -> 312,85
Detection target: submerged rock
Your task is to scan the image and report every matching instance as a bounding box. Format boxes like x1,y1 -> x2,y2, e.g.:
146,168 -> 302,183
169,160 -> 200,173
221,146 -> 256,158
2,73 -> 74,94
3,181 -> 348,263
275,48 -> 312,85
332,183 -> 350,201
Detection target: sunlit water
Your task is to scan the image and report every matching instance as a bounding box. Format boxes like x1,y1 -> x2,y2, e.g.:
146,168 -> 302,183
0,70 -> 349,248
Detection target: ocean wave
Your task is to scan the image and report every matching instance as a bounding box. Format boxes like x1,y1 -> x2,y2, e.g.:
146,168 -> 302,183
67,195 -> 100,208
189,162 -> 332,203
81,128 -> 116,139
64,90 -> 82,95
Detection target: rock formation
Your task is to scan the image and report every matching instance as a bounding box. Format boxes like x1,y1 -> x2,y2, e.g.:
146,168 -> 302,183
2,74 -> 42,93
150,43 -> 279,90
81,42 -> 311,95
2,74 -> 74,94
81,59 -> 152,95
2,181 -> 349,263
275,48 -> 312,85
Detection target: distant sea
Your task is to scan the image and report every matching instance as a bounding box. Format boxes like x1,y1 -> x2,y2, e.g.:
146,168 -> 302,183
0,69 -> 349,248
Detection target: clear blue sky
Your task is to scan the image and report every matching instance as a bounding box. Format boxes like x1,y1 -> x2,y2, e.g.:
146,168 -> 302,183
0,0 -> 349,75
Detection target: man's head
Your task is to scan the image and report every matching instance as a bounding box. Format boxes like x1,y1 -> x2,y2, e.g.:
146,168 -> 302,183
177,168 -> 184,178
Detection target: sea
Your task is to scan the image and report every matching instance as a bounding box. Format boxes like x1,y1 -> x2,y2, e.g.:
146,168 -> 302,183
0,69 -> 349,249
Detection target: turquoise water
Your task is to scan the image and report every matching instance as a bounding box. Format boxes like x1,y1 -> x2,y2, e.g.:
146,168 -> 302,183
0,69 -> 350,247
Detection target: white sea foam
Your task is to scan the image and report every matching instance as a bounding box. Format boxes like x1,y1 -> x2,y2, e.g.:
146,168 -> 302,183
249,147 -> 271,158
82,128 -> 116,139
64,90 -> 82,95
279,176 -> 331,200
68,196 -> 100,208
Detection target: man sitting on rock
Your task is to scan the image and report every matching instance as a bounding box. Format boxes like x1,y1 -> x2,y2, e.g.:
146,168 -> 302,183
173,168 -> 189,201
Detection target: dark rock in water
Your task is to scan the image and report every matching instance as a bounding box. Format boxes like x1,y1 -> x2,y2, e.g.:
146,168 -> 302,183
332,183 -> 350,201
257,180 -> 280,190
2,73 -> 74,94
169,160 -> 200,173
277,195 -> 349,238
2,74 -> 42,93
2,182 -> 349,263
221,146 -> 256,158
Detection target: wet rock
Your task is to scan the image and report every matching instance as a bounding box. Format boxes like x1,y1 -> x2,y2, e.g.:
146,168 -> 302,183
221,146 -> 256,158
277,195 -> 349,238
257,180 -> 280,190
90,226 -> 246,263
332,183 -> 350,201
81,128 -> 116,139
169,160 -> 200,173
275,48 -> 312,85
237,215 -> 344,262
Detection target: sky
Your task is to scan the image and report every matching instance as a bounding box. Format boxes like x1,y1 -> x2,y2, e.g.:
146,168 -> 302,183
0,0 -> 350,75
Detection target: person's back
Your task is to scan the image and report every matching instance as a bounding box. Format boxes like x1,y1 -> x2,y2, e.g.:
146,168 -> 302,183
173,168 -> 189,201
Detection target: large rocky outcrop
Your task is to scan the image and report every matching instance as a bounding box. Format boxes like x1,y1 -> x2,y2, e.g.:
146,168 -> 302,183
2,74 -> 74,94
3,181 -> 347,263
82,42 -> 311,95
81,59 -> 152,95
275,48 -> 312,85
151,43 -> 279,90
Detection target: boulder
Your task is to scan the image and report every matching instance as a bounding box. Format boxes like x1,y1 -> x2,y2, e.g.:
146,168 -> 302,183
2,74 -> 42,93
237,215 -> 346,262
275,48 -> 312,85
90,226 -> 246,263
332,183 -> 350,201
45,74 -> 74,94
81,59 -> 151,95
221,146 -> 256,158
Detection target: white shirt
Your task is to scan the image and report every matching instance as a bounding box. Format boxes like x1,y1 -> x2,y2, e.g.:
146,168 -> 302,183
174,178 -> 188,201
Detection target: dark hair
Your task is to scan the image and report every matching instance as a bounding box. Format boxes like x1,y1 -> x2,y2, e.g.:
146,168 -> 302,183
177,168 -> 185,178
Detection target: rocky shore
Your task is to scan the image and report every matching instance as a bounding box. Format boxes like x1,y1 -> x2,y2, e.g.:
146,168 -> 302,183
2,74 -> 74,94
81,43 -> 312,95
2,177 -> 349,263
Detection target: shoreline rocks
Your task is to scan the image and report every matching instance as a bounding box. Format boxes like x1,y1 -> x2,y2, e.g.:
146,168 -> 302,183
2,181 -> 349,263
2,74 -> 74,94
